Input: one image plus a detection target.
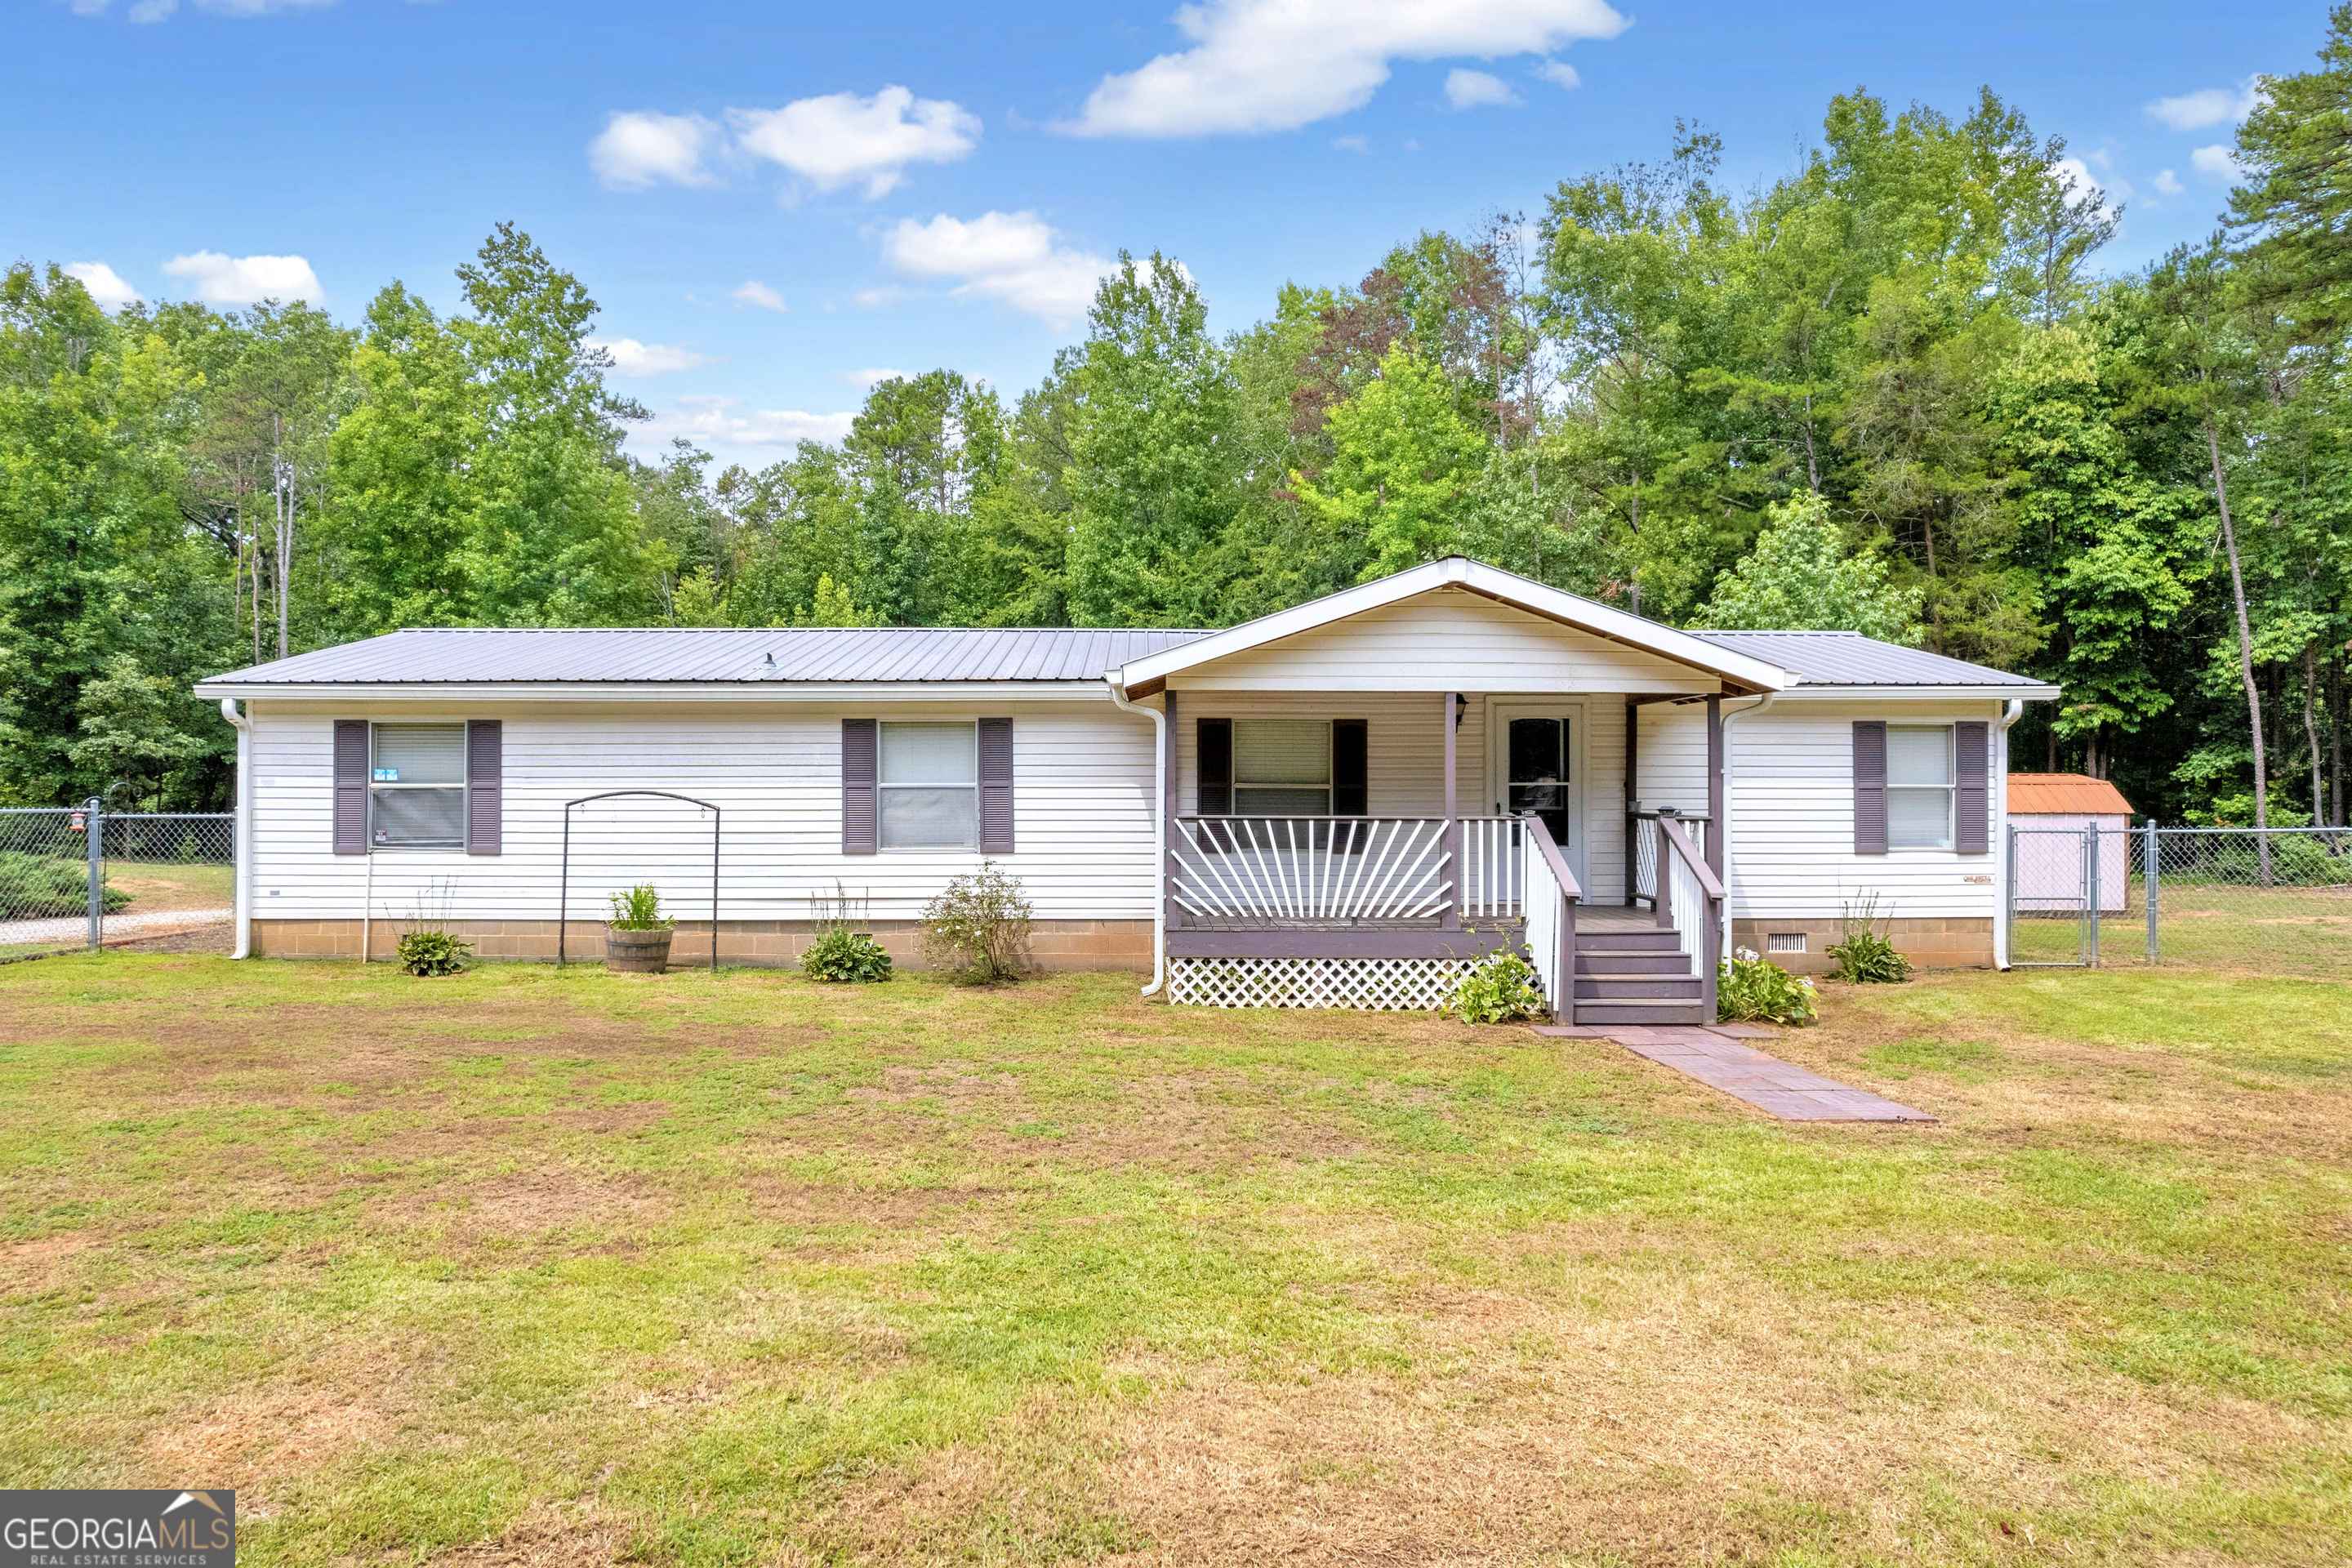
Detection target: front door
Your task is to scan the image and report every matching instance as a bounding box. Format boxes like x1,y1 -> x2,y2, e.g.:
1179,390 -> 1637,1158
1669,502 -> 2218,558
1489,702 -> 1583,880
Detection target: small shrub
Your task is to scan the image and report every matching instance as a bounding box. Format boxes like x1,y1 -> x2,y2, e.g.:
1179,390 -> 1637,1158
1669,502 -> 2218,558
920,862 -> 1031,985
1717,947 -> 1817,1025
802,926 -> 893,983
607,884 -> 670,930
1827,893 -> 1912,983
1450,950 -> 1548,1024
396,929 -> 472,977
0,852 -> 129,918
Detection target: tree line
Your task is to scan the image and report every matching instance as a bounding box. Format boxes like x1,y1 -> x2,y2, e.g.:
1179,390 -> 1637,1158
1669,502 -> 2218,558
7,7 -> 2352,831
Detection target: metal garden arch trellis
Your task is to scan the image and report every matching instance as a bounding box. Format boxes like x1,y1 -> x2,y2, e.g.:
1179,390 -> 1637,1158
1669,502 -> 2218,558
556,790 -> 720,971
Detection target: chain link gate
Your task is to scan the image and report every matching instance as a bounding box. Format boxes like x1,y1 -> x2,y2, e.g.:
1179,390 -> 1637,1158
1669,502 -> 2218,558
0,804 -> 235,960
2007,824 -> 2109,967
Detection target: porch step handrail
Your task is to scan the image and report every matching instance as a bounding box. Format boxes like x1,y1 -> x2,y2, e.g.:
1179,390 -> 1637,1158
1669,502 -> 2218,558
1654,814 -> 1722,1018
1520,815 -> 1581,1017
1628,808 -> 1709,907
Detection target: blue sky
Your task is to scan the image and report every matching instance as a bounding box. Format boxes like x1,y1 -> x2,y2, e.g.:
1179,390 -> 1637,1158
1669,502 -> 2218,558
7,0 -> 2323,467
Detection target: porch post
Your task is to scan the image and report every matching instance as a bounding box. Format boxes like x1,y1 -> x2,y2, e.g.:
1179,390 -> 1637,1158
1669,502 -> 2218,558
1624,701 -> 1639,906
1441,691 -> 1459,930
1163,690 -> 1181,943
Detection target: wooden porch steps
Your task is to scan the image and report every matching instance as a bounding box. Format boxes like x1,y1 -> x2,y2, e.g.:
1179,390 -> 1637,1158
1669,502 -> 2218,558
1570,919 -> 1708,1026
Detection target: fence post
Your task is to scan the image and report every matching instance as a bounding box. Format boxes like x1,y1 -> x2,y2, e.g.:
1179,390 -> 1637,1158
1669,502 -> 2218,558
83,795 -> 103,951
2144,820 -> 2159,966
2085,825 -> 2100,968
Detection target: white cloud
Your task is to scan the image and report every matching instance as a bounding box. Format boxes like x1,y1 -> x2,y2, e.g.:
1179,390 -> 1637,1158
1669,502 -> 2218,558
730,86 -> 979,198
65,262 -> 140,310
1537,58 -> 1580,89
1444,68 -> 1517,109
638,394 -> 855,450
841,367 -> 907,389
2192,144 -> 2247,182
2051,155 -> 2127,207
590,110 -> 724,190
731,280 -> 787,311
79,0 -> 335,20
2154,168 -> 2185,198
1063,0 -> 1625,137
881,211 -> 1113,328
1332,133 -> 1370,154
2146,81 -> 2264,132
589,338 -> 715,378
159,250 -> 322,305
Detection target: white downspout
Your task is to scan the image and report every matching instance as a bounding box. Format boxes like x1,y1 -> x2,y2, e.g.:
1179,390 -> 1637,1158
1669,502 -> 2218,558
1105,681 -> 1167,996
220,698 -> 253,960
1994,698 -> 2024,969
1717,691 -> 1780,959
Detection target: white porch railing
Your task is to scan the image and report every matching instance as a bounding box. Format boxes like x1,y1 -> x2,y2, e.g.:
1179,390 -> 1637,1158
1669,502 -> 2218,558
1652,813 -> 1723,1018
1520,817 -> 1579,1009
1170,816 -> 1527,925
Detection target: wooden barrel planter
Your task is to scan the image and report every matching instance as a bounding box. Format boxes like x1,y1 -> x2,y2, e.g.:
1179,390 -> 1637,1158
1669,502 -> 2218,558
605,926 -> 674,973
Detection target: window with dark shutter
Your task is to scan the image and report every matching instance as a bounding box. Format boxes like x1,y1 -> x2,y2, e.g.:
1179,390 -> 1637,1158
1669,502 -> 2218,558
1852,721 -> 1887,855
466,719 -> 502,855
1332,719 -> 1368,816
1196,718 -> 1232,815
978,717 -> 1014,853
333,720 -> 368,855
842,718 -> 878,854
1954,719 -> 1989,853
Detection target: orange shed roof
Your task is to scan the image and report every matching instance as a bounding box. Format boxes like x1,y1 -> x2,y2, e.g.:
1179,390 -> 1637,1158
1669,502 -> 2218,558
2007,773 -> 2134,816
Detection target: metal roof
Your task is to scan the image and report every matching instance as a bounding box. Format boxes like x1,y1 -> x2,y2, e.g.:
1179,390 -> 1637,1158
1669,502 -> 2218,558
1686,630 -> 2045,688
2007,773 -> 2136,816
201,626 -> 1212,686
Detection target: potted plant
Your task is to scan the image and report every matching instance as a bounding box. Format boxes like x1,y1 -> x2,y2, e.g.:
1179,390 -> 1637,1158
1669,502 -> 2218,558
605,883 -> 674,973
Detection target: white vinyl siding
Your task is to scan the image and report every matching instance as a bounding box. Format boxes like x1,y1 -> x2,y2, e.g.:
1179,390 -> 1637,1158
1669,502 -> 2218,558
243,699 -> 1156,924
1721,699 -> 2009,923
1171,586 -> 1725,694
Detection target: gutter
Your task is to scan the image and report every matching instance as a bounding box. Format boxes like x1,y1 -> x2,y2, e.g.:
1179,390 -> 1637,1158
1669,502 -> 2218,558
1104,681 -> 1168,998
1994,698 -> 2025,969
1717,691 -> 1780,958
219,698 -> 253,960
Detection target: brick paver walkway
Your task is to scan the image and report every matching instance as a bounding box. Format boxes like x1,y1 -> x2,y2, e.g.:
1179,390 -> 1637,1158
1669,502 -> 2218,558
1533,1023 -> 1934,1122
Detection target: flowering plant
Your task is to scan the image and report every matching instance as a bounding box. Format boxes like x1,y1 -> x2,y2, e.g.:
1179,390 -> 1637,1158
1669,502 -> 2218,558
1717,947 -> 1817,1026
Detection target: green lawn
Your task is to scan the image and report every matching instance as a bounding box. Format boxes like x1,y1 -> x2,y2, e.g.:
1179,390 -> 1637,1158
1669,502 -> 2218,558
1,957 -> 2346,1566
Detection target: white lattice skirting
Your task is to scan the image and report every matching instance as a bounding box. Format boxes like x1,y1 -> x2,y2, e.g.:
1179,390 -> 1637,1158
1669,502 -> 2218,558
1169,955 -> 1489,1010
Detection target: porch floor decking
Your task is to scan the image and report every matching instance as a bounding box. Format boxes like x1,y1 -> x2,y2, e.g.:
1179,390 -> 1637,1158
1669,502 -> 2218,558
1533,1023 -> 1936,1123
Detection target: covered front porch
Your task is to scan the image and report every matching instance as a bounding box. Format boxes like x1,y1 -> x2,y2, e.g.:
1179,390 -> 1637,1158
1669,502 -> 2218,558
1108,558 -> 1788,1019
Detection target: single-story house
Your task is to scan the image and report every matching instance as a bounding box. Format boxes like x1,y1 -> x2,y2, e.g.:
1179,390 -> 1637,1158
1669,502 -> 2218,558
194,557 -> 2060,1024
2008,773 -> 2135,914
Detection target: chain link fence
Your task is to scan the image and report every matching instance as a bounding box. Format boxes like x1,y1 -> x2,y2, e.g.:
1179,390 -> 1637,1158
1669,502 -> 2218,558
2008,824 -> 2352,976
0,806 -> 235,961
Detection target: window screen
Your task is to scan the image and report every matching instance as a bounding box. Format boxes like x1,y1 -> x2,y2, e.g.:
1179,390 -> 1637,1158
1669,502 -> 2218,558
1886,725 -> 1953,849
1233,719 -> 1331,815
880,721 -> 978,849
371,724 -> 467,848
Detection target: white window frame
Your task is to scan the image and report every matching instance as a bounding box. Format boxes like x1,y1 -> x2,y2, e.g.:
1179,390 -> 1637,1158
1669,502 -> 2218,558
369,722 -> 469,850
1886,724 -> 1954,850
1232,719 -> 1332,817
878,719 -> 979,851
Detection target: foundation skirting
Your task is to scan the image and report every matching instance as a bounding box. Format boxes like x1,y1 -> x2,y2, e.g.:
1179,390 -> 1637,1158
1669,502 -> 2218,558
250,917 -> 1154,972
1732,916 -> 1995,973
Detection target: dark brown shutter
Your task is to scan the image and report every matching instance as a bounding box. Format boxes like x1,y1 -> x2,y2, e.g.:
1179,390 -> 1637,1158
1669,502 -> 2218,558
842,719 -> 878,854
466,719 -> 502,855
333,720 -> 369,854
1954,720 -> 1989,854
1852,721 -> 1887,855
1197,718 -> 1232,814
978,717 -> 1014,853
1332,719 -> 1368,816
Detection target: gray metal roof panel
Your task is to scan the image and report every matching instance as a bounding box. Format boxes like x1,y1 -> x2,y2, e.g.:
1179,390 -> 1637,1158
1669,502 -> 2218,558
1686,630 -> 2042,687
204,626 -> 1212,686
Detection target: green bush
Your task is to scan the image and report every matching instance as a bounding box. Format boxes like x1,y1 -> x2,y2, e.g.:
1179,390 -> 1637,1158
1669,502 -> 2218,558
607,884 -> 670,930
1450,950 -> 1548,1024
802,926 -> 893,983
1717,947 -> 1817,1025
0,853 -> 128,918
1827,894 -> 1912,983
396,929 -> 472,977
920,862 -> 1032,985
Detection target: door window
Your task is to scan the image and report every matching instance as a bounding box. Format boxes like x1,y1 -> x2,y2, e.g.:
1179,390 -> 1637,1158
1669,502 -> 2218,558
1507,717 -> 1570,849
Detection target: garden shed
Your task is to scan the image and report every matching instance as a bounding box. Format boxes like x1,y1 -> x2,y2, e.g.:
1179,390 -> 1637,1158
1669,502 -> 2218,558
2008,773 -> 2133,913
